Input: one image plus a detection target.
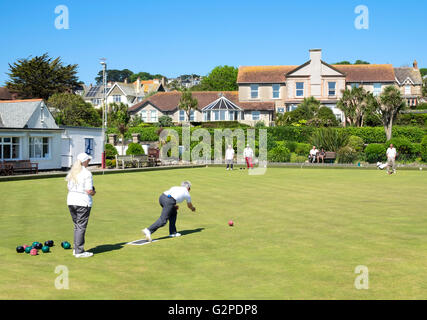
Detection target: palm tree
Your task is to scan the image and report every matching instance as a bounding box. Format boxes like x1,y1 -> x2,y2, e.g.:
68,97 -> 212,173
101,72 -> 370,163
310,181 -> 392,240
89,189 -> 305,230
178,88 -> 198,125
374,86 -> 406,141
337,87 -> 371,127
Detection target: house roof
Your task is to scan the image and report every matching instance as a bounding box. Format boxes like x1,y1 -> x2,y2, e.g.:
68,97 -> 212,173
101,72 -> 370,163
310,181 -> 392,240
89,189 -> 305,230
237,64 -> 396,84
394,67 -> 423,85
128,91 -> 275,113
0,99 -> 44,128
0,87 -> 18,100
237,66 -> 298,83
332,64 -> 396,83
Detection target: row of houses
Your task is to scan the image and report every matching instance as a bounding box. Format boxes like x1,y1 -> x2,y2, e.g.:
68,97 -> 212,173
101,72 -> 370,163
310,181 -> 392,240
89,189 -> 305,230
128,49 -> 424,126
80,78 -> 166,108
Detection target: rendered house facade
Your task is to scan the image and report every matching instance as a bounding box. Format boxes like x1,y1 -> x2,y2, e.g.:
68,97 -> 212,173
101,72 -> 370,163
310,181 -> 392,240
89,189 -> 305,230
129,49 -> 423,126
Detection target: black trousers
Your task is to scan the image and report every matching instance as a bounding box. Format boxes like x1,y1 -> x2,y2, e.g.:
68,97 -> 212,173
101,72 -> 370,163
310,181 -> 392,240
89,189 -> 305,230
148,194 -> 177,235
68,205 -> 91,254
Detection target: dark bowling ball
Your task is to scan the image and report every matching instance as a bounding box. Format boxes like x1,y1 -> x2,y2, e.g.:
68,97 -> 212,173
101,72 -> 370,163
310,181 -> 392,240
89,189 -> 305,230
34,243 -> 43,250
16,246 -> 25,253
45,240 -> 54,247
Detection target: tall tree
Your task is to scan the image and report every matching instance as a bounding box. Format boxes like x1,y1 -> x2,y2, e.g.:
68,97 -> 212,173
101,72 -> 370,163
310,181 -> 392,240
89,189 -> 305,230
108,102 -> 130,154
178,89 -> 198,124
47,93 -> 101,127
95,69 -> 134,84
6,53 -> 80,100
198,65 -> 238,91
337,87 -> 372,127
374,86 -> 406,141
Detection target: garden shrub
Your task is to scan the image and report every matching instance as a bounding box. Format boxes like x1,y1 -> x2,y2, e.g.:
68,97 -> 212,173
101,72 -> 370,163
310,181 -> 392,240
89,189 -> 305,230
284,141 -> 298,153
347,135 -> 365,153
336,146 -> 359,164
290,153 -> 308,163
421,136 -> 427,162
267,142 -> 291,162
126,143 -> 145,155
310,128 -> 349,152
295,143 -> 311,156
105,143 -> 118,159
365,144 -> 387,163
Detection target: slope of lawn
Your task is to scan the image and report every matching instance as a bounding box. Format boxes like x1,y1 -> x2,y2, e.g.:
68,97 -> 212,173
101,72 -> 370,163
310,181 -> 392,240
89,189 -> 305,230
0,167 -> 426,299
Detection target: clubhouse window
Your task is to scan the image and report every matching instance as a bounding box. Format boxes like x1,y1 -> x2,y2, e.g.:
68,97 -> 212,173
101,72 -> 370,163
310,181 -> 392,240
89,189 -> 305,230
29,137 -> 50,159
113,95 -> 121,103
0,137 -> 20,160
189,110 -> 195,122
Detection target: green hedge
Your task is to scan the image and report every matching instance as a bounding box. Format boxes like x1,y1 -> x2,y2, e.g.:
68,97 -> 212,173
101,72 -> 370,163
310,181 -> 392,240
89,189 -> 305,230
422,136 -> 427,162
107,125 -> 426,145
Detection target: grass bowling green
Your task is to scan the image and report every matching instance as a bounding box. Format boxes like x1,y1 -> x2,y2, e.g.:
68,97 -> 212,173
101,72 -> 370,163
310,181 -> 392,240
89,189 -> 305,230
1,167 -> 426,299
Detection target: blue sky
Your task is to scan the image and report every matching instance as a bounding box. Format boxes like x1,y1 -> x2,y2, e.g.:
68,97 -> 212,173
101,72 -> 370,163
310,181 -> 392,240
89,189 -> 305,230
0,0 -> 426,85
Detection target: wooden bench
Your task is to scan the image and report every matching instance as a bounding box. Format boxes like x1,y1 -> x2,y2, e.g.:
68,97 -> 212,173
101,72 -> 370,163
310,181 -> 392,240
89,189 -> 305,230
3,160 -> 38,175
148,148 -> 161,167
115,155 -> 150,169
317,152 -> 336,163
0,161 -> 14,176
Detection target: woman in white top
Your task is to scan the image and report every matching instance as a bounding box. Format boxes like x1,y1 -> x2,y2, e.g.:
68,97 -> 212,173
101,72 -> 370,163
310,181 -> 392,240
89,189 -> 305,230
66,153 -> 96,258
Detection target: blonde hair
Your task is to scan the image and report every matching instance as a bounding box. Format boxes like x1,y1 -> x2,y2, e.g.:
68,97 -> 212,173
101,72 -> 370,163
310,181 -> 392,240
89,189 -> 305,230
65,160 -> 82,184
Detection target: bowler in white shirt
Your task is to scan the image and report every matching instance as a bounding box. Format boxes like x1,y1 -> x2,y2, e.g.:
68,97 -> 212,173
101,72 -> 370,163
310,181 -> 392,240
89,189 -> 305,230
386,144 -> 397,175
142,181 -> 196,242
225,145 -> 235,170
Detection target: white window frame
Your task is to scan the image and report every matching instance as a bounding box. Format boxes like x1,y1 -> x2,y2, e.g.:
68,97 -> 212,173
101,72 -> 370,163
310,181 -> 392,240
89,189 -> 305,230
405,85 -> 411,95
252,111 -> 260,121
272,84 -> 280,99
250,84 -> 259,99
29,137 -> 50,160
189,110 -> 195,122
85,138 -> 94,156
140,110 -> 147,122
179,110 -> 186,122
328,82 -> 336,96
373,83 -> 382,96
296,82 -> 304,97
0,137 -> 20,160
151,110 -> 158,122
113,95 -> 121,103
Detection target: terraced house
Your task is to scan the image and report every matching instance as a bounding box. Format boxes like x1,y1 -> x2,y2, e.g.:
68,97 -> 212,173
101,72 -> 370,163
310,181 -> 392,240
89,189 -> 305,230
129,49 -> 423,126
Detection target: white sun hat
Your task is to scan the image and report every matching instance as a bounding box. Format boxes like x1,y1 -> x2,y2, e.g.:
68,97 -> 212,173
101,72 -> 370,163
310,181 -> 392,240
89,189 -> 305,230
77,153 -> 92,163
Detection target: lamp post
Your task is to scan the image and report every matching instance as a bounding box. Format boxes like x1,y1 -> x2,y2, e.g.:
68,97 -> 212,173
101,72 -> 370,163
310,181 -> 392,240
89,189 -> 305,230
100,58 -> 107,169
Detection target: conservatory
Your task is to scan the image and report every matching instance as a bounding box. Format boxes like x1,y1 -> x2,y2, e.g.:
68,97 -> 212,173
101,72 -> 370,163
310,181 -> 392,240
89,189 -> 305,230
201,96 -> 244,122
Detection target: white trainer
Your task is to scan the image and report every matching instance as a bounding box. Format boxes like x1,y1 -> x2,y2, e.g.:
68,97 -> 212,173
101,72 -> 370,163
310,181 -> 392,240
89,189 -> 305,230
75,252 -> 93,258
143,228 -> 152,242
169,232 -> 181,238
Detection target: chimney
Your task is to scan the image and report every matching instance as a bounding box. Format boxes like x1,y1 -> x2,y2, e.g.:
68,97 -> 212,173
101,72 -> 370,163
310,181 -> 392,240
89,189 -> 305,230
309,49 -> 322,97
161,77 -> 166,87
124,78 -> 128,84
413,60 -> 418,70
136,77 -> 141,94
